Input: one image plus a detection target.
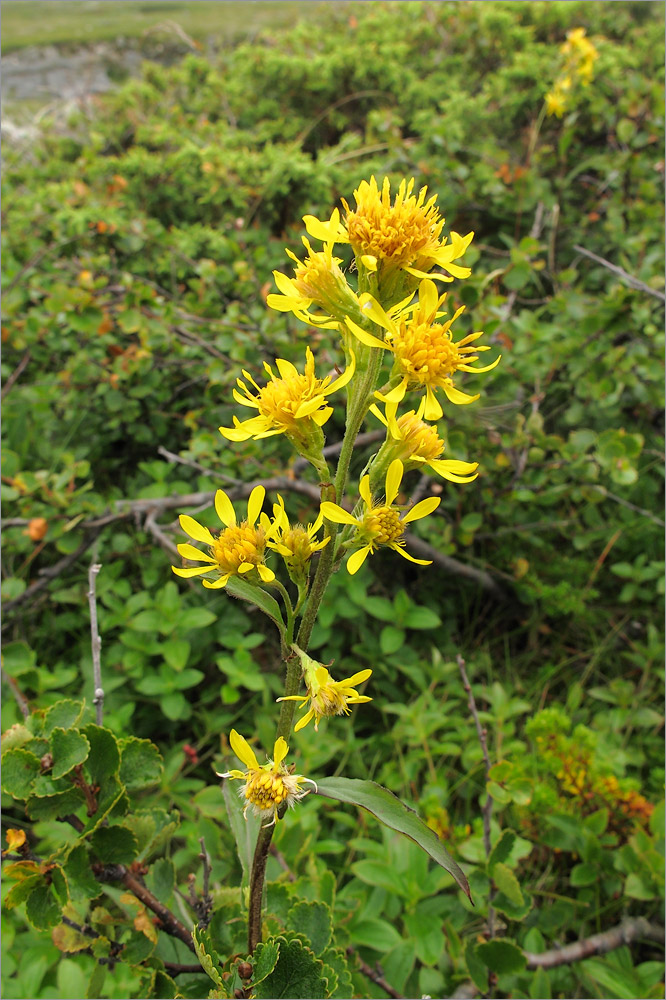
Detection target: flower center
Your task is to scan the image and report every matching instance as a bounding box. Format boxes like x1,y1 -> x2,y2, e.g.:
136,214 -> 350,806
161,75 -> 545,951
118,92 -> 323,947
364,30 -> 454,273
281,527 -> 315,564
364,506 -> 405,545
397,412 -> 444,462
392,320 -> 462,386
257,374 -> 316,426
212,523 -> 266,573
344,178 -> 444,268
244,768 -> 290,812
311,683 -> 350,718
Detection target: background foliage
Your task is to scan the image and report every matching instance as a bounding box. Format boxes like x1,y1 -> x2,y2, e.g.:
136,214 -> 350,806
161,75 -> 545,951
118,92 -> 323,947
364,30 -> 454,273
2,2 -> 664,999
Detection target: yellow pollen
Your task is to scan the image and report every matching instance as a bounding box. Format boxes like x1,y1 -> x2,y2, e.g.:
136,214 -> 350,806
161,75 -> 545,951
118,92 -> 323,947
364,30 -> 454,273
282,527 -> 315,563
245,770 -> 288,810
344,178 -> 445,268
212,523 -> 265,574
312,684 -> 350,717
257,374 -> 314,425
365,506 -> 405,545
393,321 -> 465,386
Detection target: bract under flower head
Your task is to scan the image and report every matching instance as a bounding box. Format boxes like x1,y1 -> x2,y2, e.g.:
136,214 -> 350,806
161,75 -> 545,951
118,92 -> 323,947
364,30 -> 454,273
267,237 -> 358,327
370,399 -> 479,484
268,499 -> 330,578
217,730 -> 313,826
320,459 -> 440,575
278,648 -> 372,732
347,278 -> 500,420
172,486 -> 278,590
219,346 -> 355,449
304,176 -> 474,284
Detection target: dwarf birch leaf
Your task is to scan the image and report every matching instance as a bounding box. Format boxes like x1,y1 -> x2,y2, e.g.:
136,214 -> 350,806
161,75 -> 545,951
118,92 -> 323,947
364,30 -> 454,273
252,936 -> 328,999
118,737 -> 163,790
1,748 -> 41,798
488,829 -> 516,869
192,927 -> 224,987
80,725 -> 120,784
287,900 -> 332,956
225,576 -> 286,642
492,861 -> 524,906
477,938 -> 527,974
50,728 -> 90,779
314,777 -> 470,898
43,699 -> 85,735
252,937 -> 281,986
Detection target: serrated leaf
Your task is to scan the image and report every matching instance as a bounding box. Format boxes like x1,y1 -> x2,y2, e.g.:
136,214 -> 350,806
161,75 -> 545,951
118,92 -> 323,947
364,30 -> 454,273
80,775 -> 127,836
81,725 -> 120,784
320,947 -> 353,1000
42,699 -> 85,735
287,900 -> 332,956
476,938 -> 527,974
63,844 -> 100,901
1,723 -> 32,750
52,921 -> 89,953
119,737 -> 163,790
145,969 -> 178,999
314,777 -> 470,898
252,938 -> 281,985
50,728 -> 90,779
225,576 -> 286,642
193,927 -> 224,987
488,829 -> 516,869
25,884 -> 61,930
91,825 -> 138,864
26,787 -> 84,821
465,939 -> 489,993
252,936 -> 328,1000
492,861 -> 523,906
1,747 -> 41,798
4,873 -> 45,909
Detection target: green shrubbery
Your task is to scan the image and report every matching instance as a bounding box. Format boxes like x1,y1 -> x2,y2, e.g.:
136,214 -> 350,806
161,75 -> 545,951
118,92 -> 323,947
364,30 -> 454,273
2,3 -> 664,998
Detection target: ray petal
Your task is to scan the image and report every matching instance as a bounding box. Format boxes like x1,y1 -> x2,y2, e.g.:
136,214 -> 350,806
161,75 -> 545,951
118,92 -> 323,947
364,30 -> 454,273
179,514 -> 215,545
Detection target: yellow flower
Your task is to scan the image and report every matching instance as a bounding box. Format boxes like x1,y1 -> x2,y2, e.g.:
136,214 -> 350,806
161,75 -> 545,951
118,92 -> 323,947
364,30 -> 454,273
320,458 -> 440,575
219,346 -> 355,446
278,648 -> 372,732
172,486 -> 278,590
217,730 -> 314,825
347,278 -> 500,419
369,399 -> 479,484
303,175 -> 474,282
545,88 -> 567,118
266,237 -> 359,326
268,500 -> 330,575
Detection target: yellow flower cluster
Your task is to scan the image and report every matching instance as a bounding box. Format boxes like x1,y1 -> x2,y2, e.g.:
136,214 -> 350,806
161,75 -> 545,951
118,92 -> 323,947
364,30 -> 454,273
545,27 -> 599,118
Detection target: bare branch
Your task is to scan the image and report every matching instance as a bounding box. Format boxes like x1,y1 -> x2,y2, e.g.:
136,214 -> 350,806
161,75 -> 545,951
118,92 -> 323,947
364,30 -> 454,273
1,350 -> 31,400
87,561 -> 104,725
2,668 -> 30,718
525,918 -> 665,969
2,528 -> 103,617
573,244 -> 666,302
405,536 -> 502,596
347,947 -> 404,1000
95,864 -> 195,953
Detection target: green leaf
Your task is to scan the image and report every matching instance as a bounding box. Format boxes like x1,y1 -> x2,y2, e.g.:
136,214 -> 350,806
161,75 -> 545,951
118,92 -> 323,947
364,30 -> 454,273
1,747 -> 41,798
287,900 -> 332,956
145,970 -> 178,1000
251,936 -> 328,1000
404,911 -> 445,966
162,638 -> 191,671
91,824 -> 138,864
402,606 -> 441,629
476,938 -> 527,974
178,607 -> 217,630
488,829 -> 516,869
50,728 -> 90,779
4,874 -> 45,909
223,775 -> 260,890
363,596 -> 395,621
86,964 -> 106,1000
529,967 -> 552,1000
42,699 -> 85,734
320,948 -> 353,1000
118,737 -> 163,790
380,625 -> 405,655
314,777 -> 470,898
252,937 -> 281,986
25,883 -> 61,930
350,859 -> 409,896
26,787 -> 84,820
225,576 -> 286,642
570,862 -> 598,887
493,888 -> 533,921
492,862 -> 523,906
465,940 -> 489,993
80,725 -> 120,784
581,957 -> 645,1000
192,927 -> 224,987
148,857 -> 175,902
348,918 -> 403,951
64,844 -> 101,901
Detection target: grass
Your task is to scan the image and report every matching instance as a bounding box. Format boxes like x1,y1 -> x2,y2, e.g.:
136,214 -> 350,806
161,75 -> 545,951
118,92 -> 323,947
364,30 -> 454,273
1,0 -> 359,53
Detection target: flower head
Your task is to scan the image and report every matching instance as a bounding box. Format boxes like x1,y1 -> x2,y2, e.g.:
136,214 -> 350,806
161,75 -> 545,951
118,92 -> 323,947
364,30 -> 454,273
304,176 -> 474,284
172,486 -> 278,590
219,347 -> 355,455
369,399 -> 479,484
217,730 -> 313,825
268,500 -> 330,579
278,647 -> 372,732
267,237 -> 359,326
347,278 -> 500,419
320,458 -> 440,575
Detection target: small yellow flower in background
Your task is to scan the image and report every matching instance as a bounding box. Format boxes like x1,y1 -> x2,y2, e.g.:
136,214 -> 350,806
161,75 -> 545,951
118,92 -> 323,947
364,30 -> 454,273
268,500 -> 330,577
172,486 -> 278,590
304,175 -> 474,282
545,89 -> 567,118
219,346 -> 355,447
278,646 -> 372,731
546,27 -> 599,117
267,237 -> 359,326
348,277 -> 500,420
321,458 -> 440,574
217,729 -> 314,825
369,399 -> 479,484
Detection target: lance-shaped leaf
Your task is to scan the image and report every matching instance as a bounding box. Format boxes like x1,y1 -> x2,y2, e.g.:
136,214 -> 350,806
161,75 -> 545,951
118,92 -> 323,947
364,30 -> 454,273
314,777 -> 470,898
225,576 -> 287,644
